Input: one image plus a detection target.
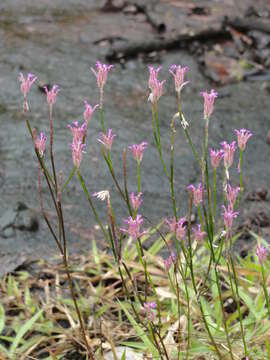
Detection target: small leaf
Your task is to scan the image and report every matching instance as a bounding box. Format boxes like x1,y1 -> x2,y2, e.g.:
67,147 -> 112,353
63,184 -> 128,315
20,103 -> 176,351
9,309 -> 43,358
0,303 -> 5,335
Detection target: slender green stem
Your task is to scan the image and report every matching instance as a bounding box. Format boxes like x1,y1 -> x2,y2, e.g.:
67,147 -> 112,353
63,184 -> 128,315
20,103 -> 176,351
49,105 -> 57,192
151,107 -> 170,179
123,147 -> 132,213
170,119 -> 178,219
261,264 -> 270,318
77,170 -> 108,241
25,118 -> 54,185
100,107 -> 105,133
102,150 -> 132,216
176,93 -> 201,168
239,149 -> 243,193
197,206 -> 205,232
62,167 -> 76,193
213,169 -> 217,222
208,237 -> 234,359
227,248 -> 248,357
137,160 -> 140,193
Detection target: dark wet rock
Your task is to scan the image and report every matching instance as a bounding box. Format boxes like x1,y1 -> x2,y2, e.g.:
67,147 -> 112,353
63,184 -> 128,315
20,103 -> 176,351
246,188 -> 268,201
244,209 -> 270,228
14,209 -> 39,232
0,202 -> 39,238
188,6 -> 211,16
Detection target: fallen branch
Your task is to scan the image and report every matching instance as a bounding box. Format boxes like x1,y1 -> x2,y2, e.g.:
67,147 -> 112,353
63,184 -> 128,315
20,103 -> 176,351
106,27 -> 231,61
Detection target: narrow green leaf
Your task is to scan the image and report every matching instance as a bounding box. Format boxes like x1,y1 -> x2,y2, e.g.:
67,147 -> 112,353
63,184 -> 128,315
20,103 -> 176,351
118,301 -> 159,359
120,349 -> 126,360
0,303 -> 5,335
9,309 -> 43,358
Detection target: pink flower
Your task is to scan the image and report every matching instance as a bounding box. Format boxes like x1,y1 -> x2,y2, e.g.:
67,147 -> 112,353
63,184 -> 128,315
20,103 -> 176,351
44,85 -> 59,106
200,89 -> 218,120
91,61 -> 113,91
256,244 -> 268,264
120,214 -> 144,240
68,121 -> 86,144
35,131 -> 47,157
129,142 -> 148,163
83,101 -> 98,124
175,217 -> 186,240
19,73 -> 37,98
164,251 -> 176,271
166,217 -> 178,233
148,66 -> 162,91
130,192 -> 143,211
193,224 -> 206,242
226,183 -> 240,210
70,140 -> 86,168
235,129 -> 253,151
98,129 -> 116,150
221,141 -> 236,169
148,79 -> 166,106
187,183 -> 203,206
169,64 -> 189,93
166,217 -> 186,240
222,205 -> 238,232
143,302 -> 157,321
210,149 -> 223,169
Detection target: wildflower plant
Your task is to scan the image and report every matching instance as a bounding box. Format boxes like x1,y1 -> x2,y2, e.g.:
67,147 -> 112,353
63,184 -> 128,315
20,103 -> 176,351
20,60 -> 270,360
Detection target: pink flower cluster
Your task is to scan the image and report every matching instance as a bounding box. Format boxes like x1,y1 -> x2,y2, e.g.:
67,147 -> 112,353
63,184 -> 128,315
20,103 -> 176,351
142,302 -> 157,321
164,251 -> 176,271
256,244 -> 268,264
166,217 -> 186,240
68,121 -> 86,168
19,73 -> 37,98
222,205 -> 239,234
200,89 -> 218,120
226,183 -> 240,211
98,129 -> 116,150
84,101 -> 98,125
44,85 -> 59,106
148,66 -> 166,107
192,224 -> 206,242
130,192 -> 143,211
129,142 -> 148,163
120,214 -> 145,240
35,132 -> 47,157
221,141 -> 237,169
19,72 -> 37,111
210,149 -> 223,169
187,183 -> 203,206
235,129 -> 253,151
91,61 -> 113,91
169,65 -> 189,94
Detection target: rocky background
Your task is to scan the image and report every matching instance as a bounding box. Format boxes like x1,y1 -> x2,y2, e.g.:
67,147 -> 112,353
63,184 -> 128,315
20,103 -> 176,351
1,0 -> 270,275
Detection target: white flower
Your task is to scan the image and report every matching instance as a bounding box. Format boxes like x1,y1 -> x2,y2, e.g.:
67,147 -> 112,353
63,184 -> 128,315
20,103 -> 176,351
93,190 -> 110,201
